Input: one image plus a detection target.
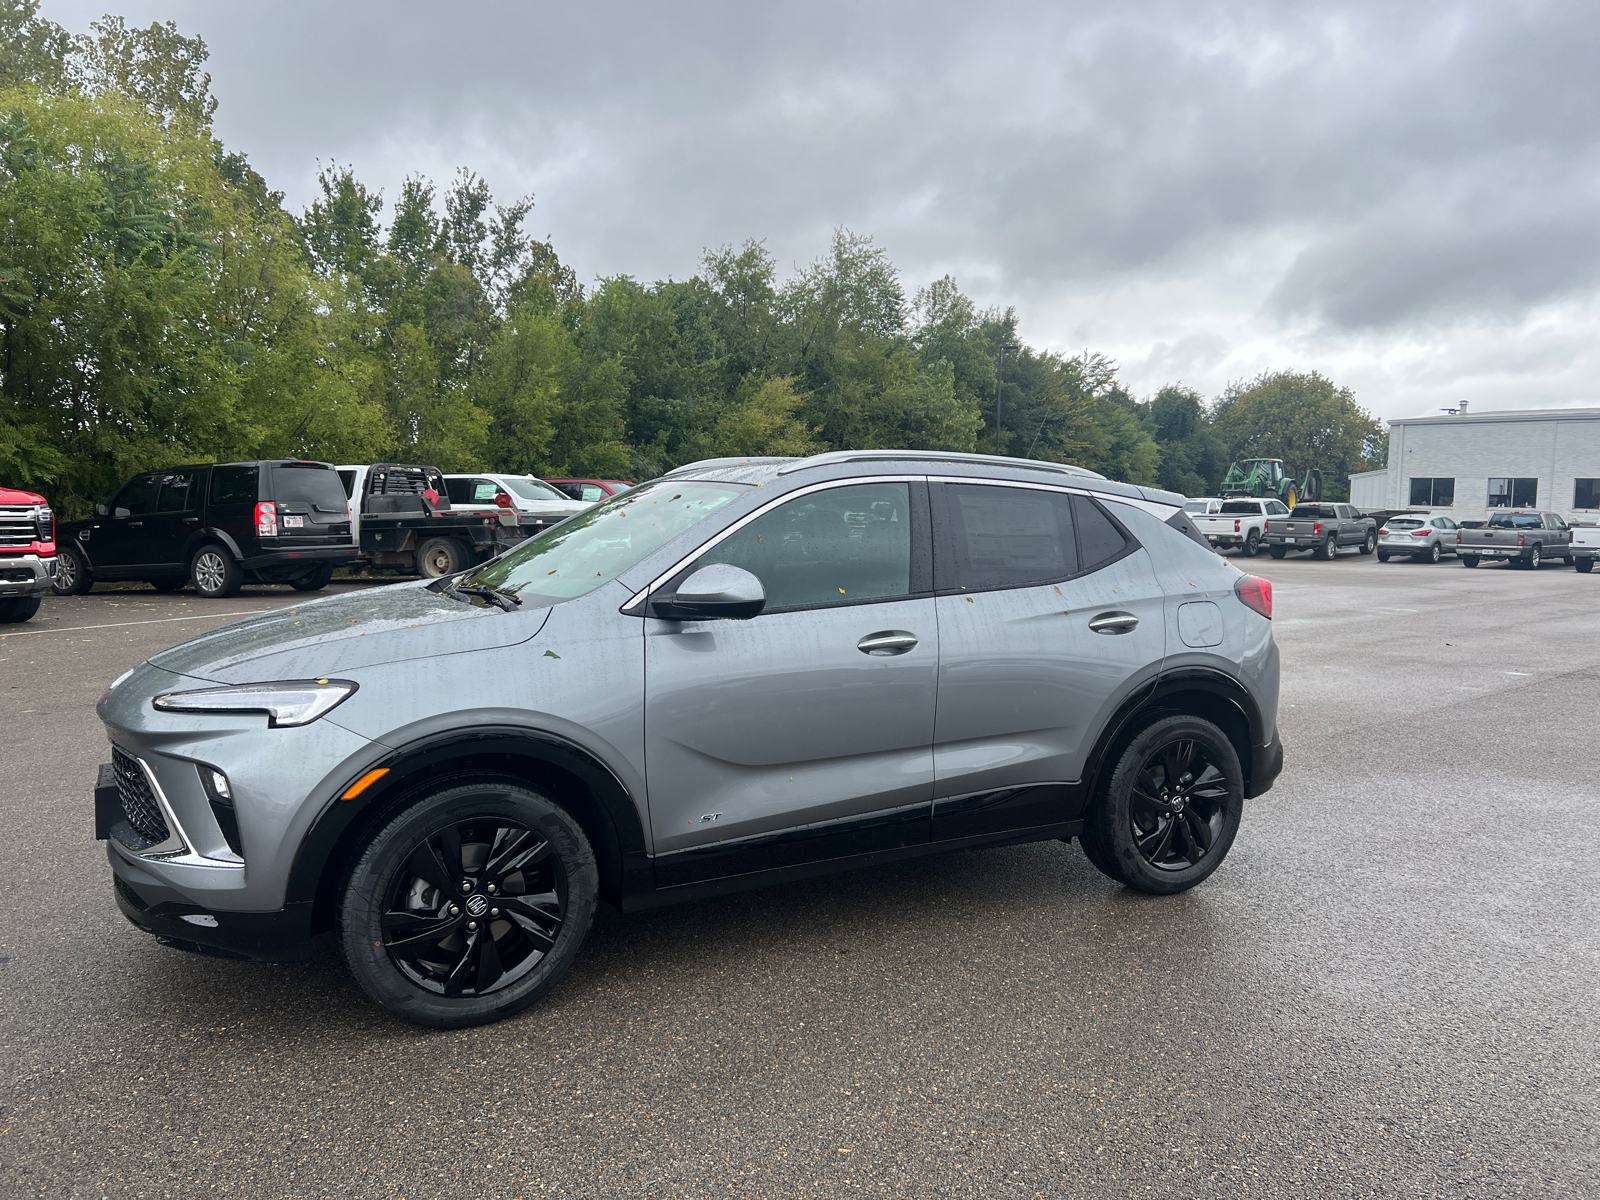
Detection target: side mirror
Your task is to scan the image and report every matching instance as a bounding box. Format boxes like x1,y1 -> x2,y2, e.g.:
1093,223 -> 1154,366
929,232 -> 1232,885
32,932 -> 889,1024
94,503 -> 108,517
649,563 -> 765,621
112,506 -> 130,518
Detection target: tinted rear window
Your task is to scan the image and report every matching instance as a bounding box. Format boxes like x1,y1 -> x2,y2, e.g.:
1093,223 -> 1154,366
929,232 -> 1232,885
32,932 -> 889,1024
270,464 -> 348,512
1387,519 -> 1423,529
209,465 -> 259,506
1220,501 -> 1262,514
1487,513 -> 1542,529
1290,505 -> 1336,518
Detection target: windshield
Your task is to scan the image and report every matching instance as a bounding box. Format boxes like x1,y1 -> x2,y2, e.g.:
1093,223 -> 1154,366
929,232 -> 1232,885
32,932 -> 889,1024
468,479 -> 747,604
1487,513 -> 1542,529
501,477 -> 568,502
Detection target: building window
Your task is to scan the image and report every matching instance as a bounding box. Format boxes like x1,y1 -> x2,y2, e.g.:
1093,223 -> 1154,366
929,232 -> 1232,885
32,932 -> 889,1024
1487,477 -> 1538,508
1575,479 -> 1600,510
1408,477 -> 1455,506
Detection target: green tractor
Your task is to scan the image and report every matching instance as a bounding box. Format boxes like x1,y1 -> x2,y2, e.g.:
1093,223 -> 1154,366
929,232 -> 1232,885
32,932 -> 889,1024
1218,458 -> 1323,509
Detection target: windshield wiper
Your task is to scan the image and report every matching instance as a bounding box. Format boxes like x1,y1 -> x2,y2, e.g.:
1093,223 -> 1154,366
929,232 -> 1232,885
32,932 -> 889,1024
452,582 -> 522,612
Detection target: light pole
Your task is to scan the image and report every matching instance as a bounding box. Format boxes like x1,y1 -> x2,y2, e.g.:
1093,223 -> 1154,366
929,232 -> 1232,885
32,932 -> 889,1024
995,343 -> 1019,453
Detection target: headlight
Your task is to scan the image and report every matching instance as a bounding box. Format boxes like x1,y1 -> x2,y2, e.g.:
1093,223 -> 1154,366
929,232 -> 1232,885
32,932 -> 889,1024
151,679 -> 358,727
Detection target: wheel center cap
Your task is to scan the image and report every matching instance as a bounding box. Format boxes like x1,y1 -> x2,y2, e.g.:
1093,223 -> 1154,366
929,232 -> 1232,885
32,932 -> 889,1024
465,894 -> 489,917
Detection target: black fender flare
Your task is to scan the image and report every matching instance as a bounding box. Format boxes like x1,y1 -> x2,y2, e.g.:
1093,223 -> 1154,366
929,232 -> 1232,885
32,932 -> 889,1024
286,725 -> 651,917
183,528 -> 245,564
1081,667 -> 1268,801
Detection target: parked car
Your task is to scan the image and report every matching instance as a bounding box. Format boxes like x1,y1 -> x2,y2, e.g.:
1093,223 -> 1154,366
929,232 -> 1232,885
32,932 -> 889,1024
1571,523 -> 1599,573
337,464 -> 534,579
53,461 -> 358,599
1377,514 -> 1460,563
0,483 -> 55,623
441,473 -> 591,525
94,449 -> 1283,1028
1456,510 -> 1573,569
544,478 -> 634,502
1192,498 -> 1289,557
1182,497 -> 1223,516
1262,503 -> 1377,560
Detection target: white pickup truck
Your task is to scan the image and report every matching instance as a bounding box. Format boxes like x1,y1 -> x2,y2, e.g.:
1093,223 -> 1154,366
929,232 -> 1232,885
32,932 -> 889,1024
1571,523 -> 1599,573
1190,497 -> 1289,557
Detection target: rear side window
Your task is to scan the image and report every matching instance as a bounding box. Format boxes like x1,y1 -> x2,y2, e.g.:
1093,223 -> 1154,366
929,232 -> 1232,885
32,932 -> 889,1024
271,464 -> 348,512
155,470 -> 199,513
1073,495 -> 1129,570
210,465 -> 259,506
941,484 -> 1078,591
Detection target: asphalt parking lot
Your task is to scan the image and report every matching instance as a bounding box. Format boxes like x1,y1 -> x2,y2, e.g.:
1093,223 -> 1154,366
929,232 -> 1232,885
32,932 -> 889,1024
2,555 -> 1596,1199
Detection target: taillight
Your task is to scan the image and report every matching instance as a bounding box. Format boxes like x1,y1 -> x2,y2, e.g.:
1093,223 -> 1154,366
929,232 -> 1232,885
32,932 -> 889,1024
495,492 -> 513,509
1234,519 -> 1241,533
1313,522 -> 1323,535
1263,520 -> 1272,531
1456,532 -> 1461,543
1379,527 -> 1389,535
255,501 -> 277,536
1235,574 -> 1273,619
1518,533 -> 1526,546
1411,529 -> 1429,537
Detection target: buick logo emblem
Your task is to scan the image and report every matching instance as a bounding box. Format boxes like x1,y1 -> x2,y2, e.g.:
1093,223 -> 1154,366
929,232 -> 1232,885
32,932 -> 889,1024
465,894 -> 489,917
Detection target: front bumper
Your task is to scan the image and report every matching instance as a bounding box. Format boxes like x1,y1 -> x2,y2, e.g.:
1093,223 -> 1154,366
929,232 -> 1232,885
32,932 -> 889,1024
1245,730 -> 1284,799
111,848 -> 312,961
0,552 -> 55,596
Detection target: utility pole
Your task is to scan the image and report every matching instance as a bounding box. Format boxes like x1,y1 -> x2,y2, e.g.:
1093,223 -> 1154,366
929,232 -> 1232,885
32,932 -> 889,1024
995,343 -> 1019,454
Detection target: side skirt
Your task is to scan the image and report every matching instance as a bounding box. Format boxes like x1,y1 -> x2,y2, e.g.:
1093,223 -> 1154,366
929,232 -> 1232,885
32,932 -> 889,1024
623,820 -> 1082,912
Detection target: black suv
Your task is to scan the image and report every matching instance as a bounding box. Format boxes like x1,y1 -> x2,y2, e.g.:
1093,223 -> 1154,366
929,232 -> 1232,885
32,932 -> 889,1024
54,460 -> 358,598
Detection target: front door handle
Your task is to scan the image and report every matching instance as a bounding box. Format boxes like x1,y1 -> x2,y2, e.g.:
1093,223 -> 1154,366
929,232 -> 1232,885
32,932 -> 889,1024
858,630 -> 918,656
127,521 -> 143,528
1088,611 -> 1139,635
182,517 -> 199,524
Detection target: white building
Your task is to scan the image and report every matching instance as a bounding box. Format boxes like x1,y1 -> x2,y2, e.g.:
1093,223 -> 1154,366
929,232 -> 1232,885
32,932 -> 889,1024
1349,407 -> 1600,520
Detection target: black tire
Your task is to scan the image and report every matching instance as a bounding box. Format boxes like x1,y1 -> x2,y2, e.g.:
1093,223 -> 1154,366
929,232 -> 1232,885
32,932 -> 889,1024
291,562 -> 335,592
1241,530 -> 1260,558
1526,544 -> 1542,570
190,544 -> 243,598
1461,554 -> 1479,568
1080,715 -> 1244,895
1577,558 -> 1595,574
1425,542 -> 1442,564
1314,535 -> 1336,561
1377,551 -> 1390,562
51,544 -> 93,595
1359,530 -> 1377,555
339,780 -> 598,1028
0,595 -> 41,623
147,577 -> 186,592
416,536 -> 467,580
1268,546 -> 1287,559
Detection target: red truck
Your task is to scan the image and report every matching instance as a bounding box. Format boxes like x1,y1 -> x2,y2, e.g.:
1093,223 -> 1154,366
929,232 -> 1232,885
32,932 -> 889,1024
0,484 -> 56,623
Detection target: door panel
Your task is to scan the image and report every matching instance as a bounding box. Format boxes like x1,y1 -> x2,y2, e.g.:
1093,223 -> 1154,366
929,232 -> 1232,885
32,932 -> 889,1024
146,469 -> 202,571
645,480 -> 937,876
95,474 -> 162,572
929,483 -> 1167,840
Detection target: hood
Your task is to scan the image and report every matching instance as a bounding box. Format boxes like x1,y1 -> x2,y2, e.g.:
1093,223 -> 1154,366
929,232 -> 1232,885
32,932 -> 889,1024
0,486 -> 46,505
148,580 -> 550,683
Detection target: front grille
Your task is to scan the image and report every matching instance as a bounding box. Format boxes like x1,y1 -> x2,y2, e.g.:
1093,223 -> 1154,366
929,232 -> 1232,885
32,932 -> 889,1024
112,747 -> 170,847
0,506 -> 36,548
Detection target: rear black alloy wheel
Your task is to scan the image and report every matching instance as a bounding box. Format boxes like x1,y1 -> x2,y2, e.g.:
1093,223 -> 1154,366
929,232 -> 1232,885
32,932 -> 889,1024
1242,530 -> 1260,557
191,545 -> 243,598
1081,714 -> 1243,895
340,781 -> 597,1027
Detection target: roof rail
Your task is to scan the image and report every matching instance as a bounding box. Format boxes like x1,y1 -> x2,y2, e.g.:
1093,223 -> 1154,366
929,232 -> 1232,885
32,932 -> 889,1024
773,449 -> 1105,479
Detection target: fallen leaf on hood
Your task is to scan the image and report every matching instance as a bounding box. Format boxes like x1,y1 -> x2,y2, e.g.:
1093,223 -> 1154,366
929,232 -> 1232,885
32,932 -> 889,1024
544,650 -> 561,659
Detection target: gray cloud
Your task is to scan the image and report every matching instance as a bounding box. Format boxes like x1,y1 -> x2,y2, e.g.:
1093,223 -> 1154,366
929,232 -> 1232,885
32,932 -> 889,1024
41,0 -> 1600,418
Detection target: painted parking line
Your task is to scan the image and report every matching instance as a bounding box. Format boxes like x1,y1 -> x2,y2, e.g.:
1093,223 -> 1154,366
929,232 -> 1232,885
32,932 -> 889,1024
0,610 -> 276,639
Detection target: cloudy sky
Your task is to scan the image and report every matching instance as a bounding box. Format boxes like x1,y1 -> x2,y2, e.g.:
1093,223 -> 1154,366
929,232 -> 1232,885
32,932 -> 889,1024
45,0 -> 1600,422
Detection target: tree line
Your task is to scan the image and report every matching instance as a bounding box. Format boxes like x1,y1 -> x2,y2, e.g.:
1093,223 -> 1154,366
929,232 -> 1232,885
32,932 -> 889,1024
0,2 -> 1387,517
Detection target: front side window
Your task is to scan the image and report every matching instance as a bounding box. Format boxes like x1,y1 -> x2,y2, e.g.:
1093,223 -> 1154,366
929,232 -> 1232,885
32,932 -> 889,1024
1574,479 -> 1600,510
470,479 -> 746,605
113,474 -> 159,516
1488,477 -> 1537,508
154,471 -> 198,513
1266,500 -> 1289,515
1409,477 -> 1455,506
696,482 -> 913,611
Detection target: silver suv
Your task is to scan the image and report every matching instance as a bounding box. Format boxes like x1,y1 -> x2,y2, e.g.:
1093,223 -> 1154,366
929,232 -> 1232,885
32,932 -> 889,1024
94,451 -> 1283,1027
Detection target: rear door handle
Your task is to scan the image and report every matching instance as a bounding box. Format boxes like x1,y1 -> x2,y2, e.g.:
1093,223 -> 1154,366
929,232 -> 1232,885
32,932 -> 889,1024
858,630 -> 918,656
1088,611 -> 1139,635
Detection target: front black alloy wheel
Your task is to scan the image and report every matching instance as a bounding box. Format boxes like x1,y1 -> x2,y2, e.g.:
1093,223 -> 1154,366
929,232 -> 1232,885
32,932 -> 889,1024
1080,714 -> 1244,895
340,780 -> 597,1027
51,543 -> 93,595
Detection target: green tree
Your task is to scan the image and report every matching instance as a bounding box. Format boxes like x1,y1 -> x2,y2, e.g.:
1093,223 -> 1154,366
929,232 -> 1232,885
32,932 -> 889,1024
1140,384 -> 1229,496
1211,371 -> 1382,502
